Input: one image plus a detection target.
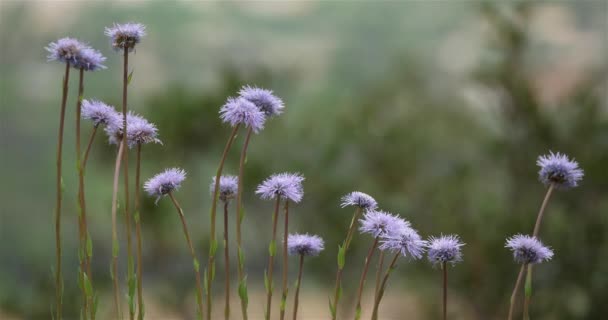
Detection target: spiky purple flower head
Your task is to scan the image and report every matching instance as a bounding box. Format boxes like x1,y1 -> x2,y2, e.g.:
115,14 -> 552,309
380,224 -> 427,260
81,99 -> 121,128
238,85 -> 285,117
125,113 -> 162,148
74,46 -> 106,71
210,175 -> 239,203
426,235 -> 465,265
537,152 -> 584,189
105,22 -> 146,52
144,168 -> 186,203
45,37 -> 87,65
256,172 -> 305,203
340,191 -> 378,210
220,97 -> 266,133
505,234 -> 554,265
359,210 -> 408,238
287,233 -> 325,256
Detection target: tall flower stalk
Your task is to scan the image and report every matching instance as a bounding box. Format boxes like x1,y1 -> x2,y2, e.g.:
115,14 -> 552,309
256,173 -> 304,320
286,234 -> 325,320
46,37 -> 87,320
331,192 -> 377,319
426,235 -> 465,320
105,22 -> 146,320
144,168 -> 204,318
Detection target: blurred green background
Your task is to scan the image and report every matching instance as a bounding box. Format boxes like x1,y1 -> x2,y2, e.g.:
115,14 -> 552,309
1,1 -> 607,319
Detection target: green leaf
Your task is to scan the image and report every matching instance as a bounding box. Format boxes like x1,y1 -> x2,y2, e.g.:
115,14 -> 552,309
337,285 -> 342,301
328,297 -> 336,318
139,301 -> 145,319
193,258 -> 200,273
93,293 -> 100,318
239,207 -> 246,224
128,291 -> 135,316
134,211 -> 140,223
110,262 -> 115,280
268,240 -> 277,257
209,239 -> 218,257
128,277 -> 136,297
238,277 -> 249,307
238,248 -> 245,269
112,238 -> 119,257
355,305 -> 362,320
127,69 -> 134,85
83,273 -> 93,297
210,263 -> 216,281
280,293 -> 287,311
337,245 -> 345,269
263,270 -> 270,293
86,235 -> 93,258
203,268 -> 209,295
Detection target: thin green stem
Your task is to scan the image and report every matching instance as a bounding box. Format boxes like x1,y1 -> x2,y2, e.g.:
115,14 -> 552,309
223,201 -> 231,320
265,198 -> 281,320
523,264 -> 532,320
331,207 -> 362,319
209,124 -> 240,320
168,193 -> 205,319
354,237 -> 379,320
532,183 -> 555,237
110,141 -> 125,319
292,255 -> 304,320
371,252 -> 399,320
507,264 -> 526,320
54,61 -> 70,320
82,126 -> 98,172
135,144 -> 144,320
279,200 -> 290,320
442,262 -> 447,320
236,127 -> 254,320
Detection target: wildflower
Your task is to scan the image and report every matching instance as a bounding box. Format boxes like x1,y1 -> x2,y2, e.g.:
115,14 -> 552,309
220,97 -> 266,133
359,210 -> 408,238
45,37 -> 86,65
537,152 -> 583,189
81,100 -> 121,128
210,175 -> 239,203
287,233 -> 325,256
238,85 -> 285,117
105,22 -> 146,51
144,168 -> 186,203
256,172 -> 305,203
340,191 -> 378,210
505,234 -> 554,264
426,235 -> 465,265
380,225 -> 427,260
74,47 -> 106,71
125,113 -> 161,147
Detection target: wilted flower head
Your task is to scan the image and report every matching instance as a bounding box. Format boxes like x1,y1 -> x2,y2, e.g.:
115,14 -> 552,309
74,47 -> 106,71
210,175 -> 239,203
256,172 -> 305,203
287,233 -> 325,257
238,85 -> 285,117
81,99 -> 121,127
426,235 -> 465,265
380,225 -> 426,259
537,152 -> 584,189
105,22 -> 146,51
144,168 -> 186,203
505,234 -> 554,265
220,97 -> 266,133
125,113 -> 161,148
359,210 -> 408,238
46,37 -> 86,65
340,191 -> 378,210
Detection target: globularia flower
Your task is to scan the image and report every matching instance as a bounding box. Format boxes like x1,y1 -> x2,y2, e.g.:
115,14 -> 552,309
380,225 -> 427,259
45,37 -> 86,65
359,210 -> 408,238
287,233 -> 325,256
238,85 -> 285,117
144,168 -> 186,203
104,22 -> 146,51
505,234 -> 554,265
74,46 -> 106,71
537,152 -> 584,189
219,97 -> 266,133
125,113 -> 161,148
256,173 -> 305,203
210,175 -> 239,203
81,99 -> 121,128
426,235 -> 465,265
340,191 -> 378,210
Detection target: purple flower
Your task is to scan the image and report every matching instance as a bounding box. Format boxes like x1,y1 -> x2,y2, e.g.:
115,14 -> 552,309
74,46 -> 106,71
537,152 -> 584,189
256,173 -> 304,203
219,97 -> 266,133
210,175 -> 239,203
144,168 -> 186,203
359,210 -> 408,238
105,22 -> 146,51
287,233 -> 325,256
380,225 -> 427,259
238,85 -> 285,117
505,234 -> 554,265
125,113 -> 162,148
426,235 -> 465,265
45,37 -> 86,65
81,99 -> 121,128
340,191 -> 378,210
